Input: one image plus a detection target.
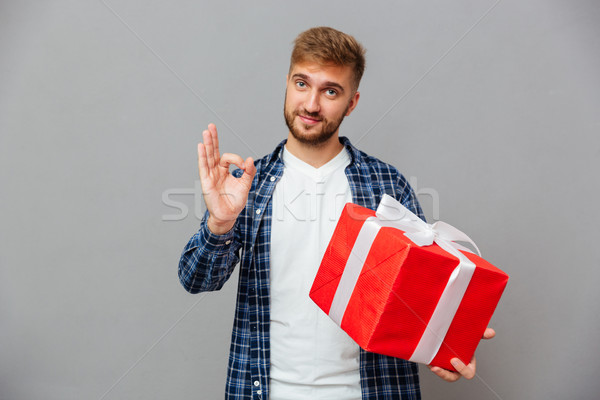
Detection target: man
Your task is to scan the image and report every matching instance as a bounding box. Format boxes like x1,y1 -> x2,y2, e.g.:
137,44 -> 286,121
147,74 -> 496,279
179,27 -> 493,399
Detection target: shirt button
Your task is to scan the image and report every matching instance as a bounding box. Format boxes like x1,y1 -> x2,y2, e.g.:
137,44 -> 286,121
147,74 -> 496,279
253,380 -> 260,387
225,240 -> 231,245
270,176 -> 275,182
257,389 -> 262,395
256,209 -> 261,215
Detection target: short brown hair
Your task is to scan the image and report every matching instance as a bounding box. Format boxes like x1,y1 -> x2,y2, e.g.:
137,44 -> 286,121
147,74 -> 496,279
290,27 -> 366,92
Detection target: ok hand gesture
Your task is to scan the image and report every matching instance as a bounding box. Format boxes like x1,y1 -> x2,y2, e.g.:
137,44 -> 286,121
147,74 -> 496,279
197,124 -> 256,234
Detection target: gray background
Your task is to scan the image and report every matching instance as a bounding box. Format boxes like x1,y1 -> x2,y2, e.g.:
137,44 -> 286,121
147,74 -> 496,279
1,0 -> 599,399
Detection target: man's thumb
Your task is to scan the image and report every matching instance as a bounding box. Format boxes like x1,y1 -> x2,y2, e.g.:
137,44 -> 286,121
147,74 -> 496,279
241,157 -> 256,184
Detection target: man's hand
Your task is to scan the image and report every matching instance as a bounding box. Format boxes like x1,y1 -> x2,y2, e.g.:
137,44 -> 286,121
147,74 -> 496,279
197,123 -> 256,234
428,327 -> 496,382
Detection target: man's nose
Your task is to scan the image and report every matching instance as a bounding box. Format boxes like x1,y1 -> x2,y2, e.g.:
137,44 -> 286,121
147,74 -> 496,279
304,91 -> 320,113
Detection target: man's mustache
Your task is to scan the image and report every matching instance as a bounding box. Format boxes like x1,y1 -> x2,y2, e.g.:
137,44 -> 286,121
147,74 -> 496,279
296,110 -> 322,120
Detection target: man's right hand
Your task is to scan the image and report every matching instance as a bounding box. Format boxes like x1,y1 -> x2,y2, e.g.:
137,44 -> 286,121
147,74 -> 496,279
197,123 -> 256,235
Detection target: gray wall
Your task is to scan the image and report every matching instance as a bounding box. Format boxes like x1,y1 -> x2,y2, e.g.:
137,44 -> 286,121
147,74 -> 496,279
1,1 -> 599,399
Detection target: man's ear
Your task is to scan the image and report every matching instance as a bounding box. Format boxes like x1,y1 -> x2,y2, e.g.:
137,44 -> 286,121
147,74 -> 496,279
345,91 -> 360,116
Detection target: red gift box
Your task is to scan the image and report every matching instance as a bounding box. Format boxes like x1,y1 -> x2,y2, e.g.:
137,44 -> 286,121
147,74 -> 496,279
309,195 -> 509,371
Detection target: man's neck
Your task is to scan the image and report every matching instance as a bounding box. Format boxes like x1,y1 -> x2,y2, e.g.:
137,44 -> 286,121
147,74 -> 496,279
285,133 -> 345,168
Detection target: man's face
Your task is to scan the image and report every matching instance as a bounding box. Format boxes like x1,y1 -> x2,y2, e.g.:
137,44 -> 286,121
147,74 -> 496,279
284,61 -> 360,146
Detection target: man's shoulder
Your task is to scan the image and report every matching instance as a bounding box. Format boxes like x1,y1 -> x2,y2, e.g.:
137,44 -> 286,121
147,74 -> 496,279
358,149 -> 400,171
350,143 -> 424,219
349,143 -> 403,180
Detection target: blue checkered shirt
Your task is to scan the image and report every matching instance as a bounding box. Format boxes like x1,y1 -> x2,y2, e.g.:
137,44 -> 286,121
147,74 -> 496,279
179,137 -> 424,399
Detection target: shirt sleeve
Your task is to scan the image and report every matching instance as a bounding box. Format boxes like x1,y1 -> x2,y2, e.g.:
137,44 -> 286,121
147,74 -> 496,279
178,210 -> 242,294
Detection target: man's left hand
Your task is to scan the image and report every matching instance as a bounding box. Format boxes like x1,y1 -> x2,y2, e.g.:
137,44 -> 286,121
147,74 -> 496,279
427,327 -> 496,382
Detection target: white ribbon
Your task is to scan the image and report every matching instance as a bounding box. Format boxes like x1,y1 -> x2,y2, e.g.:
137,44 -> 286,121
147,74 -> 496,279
328,194 -> 481,365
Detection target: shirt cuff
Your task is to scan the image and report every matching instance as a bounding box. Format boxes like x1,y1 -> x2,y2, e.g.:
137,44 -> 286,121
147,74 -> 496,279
199,220 -> 236,253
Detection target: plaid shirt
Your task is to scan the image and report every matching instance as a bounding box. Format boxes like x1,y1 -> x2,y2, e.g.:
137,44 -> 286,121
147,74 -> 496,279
179,137 -> 424,399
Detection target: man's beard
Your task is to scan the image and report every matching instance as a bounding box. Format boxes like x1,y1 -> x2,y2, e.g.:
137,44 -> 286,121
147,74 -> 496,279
284,96 -> 350,147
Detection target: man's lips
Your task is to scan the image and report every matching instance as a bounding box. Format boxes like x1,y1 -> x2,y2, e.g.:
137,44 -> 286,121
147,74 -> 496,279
298,114 -> 322,125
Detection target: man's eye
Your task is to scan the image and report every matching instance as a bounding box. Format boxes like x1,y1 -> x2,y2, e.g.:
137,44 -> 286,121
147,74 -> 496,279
326,89 -> 337,96
296,81 -> 306,88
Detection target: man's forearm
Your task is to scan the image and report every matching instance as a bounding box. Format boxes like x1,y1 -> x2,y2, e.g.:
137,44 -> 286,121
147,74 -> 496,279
178,215 -> 241,294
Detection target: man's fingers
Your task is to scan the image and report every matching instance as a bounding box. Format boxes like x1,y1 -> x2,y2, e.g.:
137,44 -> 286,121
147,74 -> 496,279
483,327 -> 496,340
219,153 -> 245,170
203,129 -> 215,168
428,365 -> 460,382
197,143 -> 209,180
451,357 -> 476,380
208,123 -> 220,162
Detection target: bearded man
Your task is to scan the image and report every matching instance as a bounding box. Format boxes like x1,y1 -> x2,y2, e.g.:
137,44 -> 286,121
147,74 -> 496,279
179,26 -> 492,400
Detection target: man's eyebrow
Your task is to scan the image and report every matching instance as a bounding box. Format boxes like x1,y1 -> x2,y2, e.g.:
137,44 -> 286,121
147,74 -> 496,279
291,73 -> 345,93
291,73 -> 309,81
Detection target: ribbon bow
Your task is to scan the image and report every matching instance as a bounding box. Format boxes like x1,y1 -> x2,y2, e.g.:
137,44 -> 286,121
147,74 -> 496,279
376,194 -> 481,256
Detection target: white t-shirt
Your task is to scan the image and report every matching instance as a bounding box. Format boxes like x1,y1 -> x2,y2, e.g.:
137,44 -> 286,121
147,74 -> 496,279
269,145 -> 360,400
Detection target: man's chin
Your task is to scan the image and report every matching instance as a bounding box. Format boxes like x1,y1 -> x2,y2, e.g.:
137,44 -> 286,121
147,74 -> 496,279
290,126 -> 336,146
299,124 -> 322,135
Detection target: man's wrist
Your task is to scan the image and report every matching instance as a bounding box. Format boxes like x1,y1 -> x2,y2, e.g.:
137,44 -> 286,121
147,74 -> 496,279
207,215 -> 236,235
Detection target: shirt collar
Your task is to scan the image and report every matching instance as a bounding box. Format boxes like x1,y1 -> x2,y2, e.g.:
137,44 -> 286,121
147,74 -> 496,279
339,136 -> 363,166
267,136 -> 363,166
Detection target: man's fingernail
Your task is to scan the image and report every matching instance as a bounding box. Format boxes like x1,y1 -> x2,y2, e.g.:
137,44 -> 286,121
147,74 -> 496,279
451,359 -> 460,368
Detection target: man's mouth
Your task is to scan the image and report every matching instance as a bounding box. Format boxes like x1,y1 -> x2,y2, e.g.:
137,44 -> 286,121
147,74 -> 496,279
298,114 -> 322,125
